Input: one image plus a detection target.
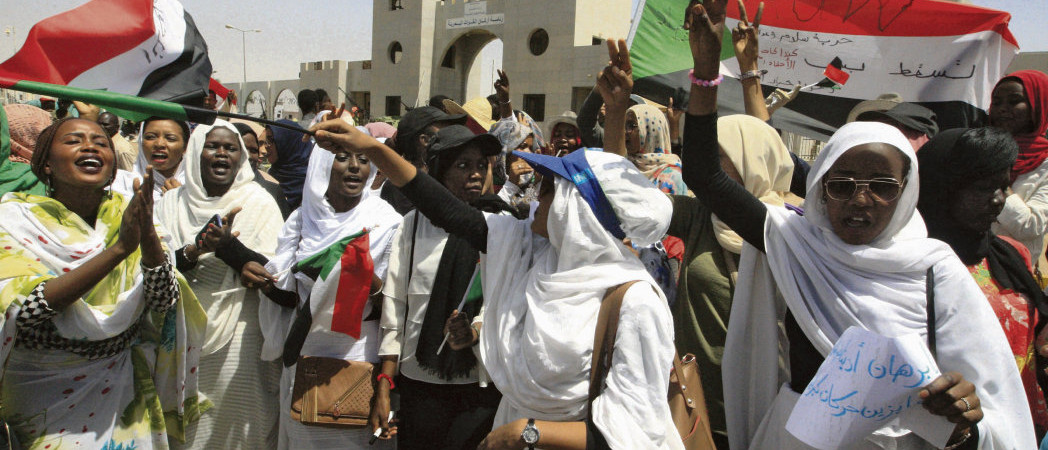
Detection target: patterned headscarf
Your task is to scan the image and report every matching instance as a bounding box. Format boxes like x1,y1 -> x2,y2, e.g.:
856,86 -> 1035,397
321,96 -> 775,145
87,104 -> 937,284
626,104 -> 685,195
5,104 -> 52,163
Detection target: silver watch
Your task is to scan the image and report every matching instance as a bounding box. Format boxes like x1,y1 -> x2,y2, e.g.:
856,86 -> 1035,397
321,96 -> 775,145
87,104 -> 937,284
521,418 -> 539,449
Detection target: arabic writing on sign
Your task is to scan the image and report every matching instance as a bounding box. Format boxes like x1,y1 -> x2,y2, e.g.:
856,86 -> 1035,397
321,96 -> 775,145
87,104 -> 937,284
889,61 -> 977,80
759,29 -> 856,47
785,327 -> 953,450
446,13 -> 505,29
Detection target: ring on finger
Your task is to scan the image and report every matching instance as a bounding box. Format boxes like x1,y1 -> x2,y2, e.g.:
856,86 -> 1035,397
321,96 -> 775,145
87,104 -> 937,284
959,397 -> 972,412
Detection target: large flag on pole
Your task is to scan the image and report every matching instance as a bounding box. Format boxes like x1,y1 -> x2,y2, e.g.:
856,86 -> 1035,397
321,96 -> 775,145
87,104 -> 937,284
628,0 -> 1019,140
0,0 -> 211,104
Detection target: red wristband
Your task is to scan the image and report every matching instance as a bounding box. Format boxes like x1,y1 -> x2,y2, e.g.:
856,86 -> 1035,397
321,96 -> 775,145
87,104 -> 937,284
376,373 -> 395,390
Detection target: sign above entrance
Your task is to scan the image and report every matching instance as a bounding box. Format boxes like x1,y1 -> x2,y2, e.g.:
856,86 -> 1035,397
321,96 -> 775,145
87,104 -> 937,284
447,1 -> 504,29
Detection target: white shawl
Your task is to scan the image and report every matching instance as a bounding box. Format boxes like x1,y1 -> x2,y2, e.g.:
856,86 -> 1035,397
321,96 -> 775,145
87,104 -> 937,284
723,122 -> 1035,449
480,151 -> 683,449
259,147 -> 401,361
158,119 -> 283,355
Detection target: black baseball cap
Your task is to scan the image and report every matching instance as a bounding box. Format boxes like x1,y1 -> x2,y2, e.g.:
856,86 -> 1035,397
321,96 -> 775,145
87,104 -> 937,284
424,125 -> 501,174
397,106 -> 467,139
857,102 -> 939,138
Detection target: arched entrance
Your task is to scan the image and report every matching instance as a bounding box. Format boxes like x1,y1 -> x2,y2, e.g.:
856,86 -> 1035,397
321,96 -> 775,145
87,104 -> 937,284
273,89 -> 300,120
432,30 -> 503,104
245,90 -> 267,118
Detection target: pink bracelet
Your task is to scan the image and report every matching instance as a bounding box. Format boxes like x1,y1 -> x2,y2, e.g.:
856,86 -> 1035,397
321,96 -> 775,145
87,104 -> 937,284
688,69 -> 723,87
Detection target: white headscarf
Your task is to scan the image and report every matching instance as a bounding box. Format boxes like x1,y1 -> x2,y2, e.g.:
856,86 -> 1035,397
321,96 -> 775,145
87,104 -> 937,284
133,120 -> 188,204
259,135 -> 402,361
158,119 -> 283,355
723,122 -> 1035,448
480,151 -> 681,448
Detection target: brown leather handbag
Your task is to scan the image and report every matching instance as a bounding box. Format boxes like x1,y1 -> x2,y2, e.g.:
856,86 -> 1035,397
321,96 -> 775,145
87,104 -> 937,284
588,281 -> 717,450
290,356 -> 377,427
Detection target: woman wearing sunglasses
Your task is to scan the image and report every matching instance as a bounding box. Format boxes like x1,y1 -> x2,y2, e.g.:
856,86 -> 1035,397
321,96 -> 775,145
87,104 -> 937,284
682,1 -> 1034,449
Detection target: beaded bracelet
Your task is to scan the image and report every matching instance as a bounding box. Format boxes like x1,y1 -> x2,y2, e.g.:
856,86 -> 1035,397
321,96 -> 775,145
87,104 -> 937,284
377,373 -> 395,390
688,70 -> 723,87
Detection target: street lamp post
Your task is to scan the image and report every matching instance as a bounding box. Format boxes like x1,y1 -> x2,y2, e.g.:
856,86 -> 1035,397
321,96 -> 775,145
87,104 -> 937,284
224,24 -> 260,101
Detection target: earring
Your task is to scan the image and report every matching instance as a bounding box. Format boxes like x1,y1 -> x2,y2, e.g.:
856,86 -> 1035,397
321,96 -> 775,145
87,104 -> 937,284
105,176 -> 114,200
45,174 -> 54,196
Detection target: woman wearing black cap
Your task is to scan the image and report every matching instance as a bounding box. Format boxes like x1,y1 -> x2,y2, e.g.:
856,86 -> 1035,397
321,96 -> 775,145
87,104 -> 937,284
373,125 -> 518,449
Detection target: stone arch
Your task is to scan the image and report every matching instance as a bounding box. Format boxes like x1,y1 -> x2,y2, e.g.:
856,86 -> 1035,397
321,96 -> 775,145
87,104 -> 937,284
273,89 -> 300,120
245,90 -> 267,118
431,30 -> 503,104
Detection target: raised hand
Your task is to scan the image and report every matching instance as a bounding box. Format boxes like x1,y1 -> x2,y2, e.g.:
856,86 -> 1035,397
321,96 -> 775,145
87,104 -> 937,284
684,0 -> 728,77
310,119 -> 381,155
732,0 -> 764,71
162,177 -> 182,193
494,69 -> 512,119
596,39 -> 634,114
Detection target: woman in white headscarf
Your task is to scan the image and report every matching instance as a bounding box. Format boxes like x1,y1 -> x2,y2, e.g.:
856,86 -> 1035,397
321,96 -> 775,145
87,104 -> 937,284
680,3 -> 1035,447
307,118 -> 683,449
249,128 -> 402,449
157,119 -> 285,449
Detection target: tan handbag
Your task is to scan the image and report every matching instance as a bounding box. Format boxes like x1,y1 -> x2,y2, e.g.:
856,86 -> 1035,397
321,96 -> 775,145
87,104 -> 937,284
290,355 -> 377,428
589,282 -> 717,450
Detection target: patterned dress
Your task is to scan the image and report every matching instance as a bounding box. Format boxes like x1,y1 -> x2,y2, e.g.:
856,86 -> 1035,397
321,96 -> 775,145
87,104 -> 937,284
967,256 -> 1048,434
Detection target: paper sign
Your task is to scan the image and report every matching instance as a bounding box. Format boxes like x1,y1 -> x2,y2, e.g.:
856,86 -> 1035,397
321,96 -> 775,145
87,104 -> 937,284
785,327 -> 954,449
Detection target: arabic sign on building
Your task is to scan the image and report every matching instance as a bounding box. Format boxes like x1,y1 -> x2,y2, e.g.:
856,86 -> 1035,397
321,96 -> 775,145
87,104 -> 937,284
447,1 -> 505,29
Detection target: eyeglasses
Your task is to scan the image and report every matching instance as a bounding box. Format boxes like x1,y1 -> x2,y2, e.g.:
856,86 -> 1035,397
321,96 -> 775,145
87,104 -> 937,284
823,177 -> 903,202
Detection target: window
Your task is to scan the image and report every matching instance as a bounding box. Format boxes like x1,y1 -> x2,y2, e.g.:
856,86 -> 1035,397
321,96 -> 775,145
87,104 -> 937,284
313,61 -> 323,70
572,87 -> 591,114
385,96 -> 401,117
388,42 -> 403,64
592,36 -> 603,46
528,29 -> 549,56
522,94 -> 545,122
362,60 -> 372,70
390,0 -> 404,11
441,46 -> 456,69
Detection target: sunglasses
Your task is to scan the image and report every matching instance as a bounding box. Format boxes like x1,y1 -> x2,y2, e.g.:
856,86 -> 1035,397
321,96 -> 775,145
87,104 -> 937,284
823,177 -> 903,202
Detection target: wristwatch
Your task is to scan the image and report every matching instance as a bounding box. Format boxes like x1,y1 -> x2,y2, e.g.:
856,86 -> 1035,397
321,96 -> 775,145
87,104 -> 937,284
521,418 -> 540,450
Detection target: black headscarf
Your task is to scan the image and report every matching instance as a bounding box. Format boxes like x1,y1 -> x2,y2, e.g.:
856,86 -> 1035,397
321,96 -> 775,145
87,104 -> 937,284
268,120 -> 313,209
917,126 -> 1048,353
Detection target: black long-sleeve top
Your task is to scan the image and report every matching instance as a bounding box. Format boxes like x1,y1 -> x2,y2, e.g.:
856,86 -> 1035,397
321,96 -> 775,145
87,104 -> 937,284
681,112 -> 768,253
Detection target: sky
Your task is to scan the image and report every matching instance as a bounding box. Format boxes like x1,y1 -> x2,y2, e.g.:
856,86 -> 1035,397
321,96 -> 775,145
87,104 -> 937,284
2,0 -> 1045,85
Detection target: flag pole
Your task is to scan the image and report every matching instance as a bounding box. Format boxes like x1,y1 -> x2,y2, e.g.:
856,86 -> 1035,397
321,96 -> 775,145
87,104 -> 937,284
203,106 -> 316,136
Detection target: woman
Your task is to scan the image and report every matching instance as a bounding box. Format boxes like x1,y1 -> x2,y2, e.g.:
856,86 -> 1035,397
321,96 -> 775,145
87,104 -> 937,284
232,122 -> 291,219
0,117 -> 206,449
680,2 -> 1034,448
158,120 -> 284,449
666,114 -> 793,448
309,119 -> 682,449
134,117 -> 189,203
251,140 -> 402,449
0,104 -> 45,196
624,103 -> 687,196
375,125 -> 511,449
917,127 -> 1048,438
989,70 -> 1048,262
547,111 -> 583,156
268,119 -> 314,209
490,117 -> 540,211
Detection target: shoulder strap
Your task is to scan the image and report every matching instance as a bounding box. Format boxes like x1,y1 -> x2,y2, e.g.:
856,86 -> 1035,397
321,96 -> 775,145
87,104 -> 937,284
926,266 -> 936,360
402,212 -> 421,330
587,281 -> 640,410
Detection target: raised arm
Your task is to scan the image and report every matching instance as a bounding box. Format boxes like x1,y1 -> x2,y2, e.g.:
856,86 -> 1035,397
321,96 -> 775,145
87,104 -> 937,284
595,39 -> 633,157
732,0 -> 770,121
310,120 -> 489,251
682,0 -> 769,252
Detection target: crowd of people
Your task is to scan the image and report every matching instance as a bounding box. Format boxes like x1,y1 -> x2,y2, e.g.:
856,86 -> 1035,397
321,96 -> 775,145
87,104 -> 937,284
1,0 -> 1048,449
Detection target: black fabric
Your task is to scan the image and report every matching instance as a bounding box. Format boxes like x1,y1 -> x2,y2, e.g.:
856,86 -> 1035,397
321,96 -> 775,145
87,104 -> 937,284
215,236 -> 268,273
415,194 -> 517,380
786,311 -> 822,394
253,167 -> 293,219
380,182 -> 416,215
175,245 -> 197,272
398,172 -> 489,253
682,112 -> 768,252
578,88 -> 605,148
789,152 -> 811,198
395,374 -> 501,450
585,418 -> 610,450
281,295 -> 313,368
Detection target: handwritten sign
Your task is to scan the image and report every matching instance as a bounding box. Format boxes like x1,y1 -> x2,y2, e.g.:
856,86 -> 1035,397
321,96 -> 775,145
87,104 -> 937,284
785,327 -> 954,449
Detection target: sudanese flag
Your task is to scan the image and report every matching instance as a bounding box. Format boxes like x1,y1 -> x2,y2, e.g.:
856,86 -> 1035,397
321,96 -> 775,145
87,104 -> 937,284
293,229 -> 374,339
0,0 -> 211,104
